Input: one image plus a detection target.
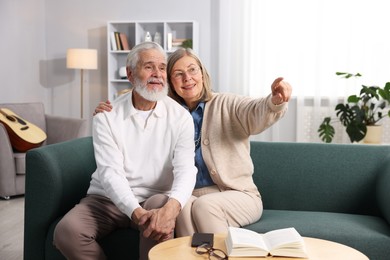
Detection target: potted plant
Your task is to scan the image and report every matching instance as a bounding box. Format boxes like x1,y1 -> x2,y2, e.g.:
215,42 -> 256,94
318,72 -> 390,143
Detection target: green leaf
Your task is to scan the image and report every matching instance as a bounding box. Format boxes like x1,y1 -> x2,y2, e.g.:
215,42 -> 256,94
346,122 -> 366,143
379,82 -> 390,101
318,117 -> 335,143
336,72 -> 362,78
336,104 -> 354,126
347,95 -> 360,103
360,86 -> 380,100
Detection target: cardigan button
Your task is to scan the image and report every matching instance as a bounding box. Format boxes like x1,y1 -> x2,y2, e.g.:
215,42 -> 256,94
210,169 -> 216,175
203,139 -> 210,145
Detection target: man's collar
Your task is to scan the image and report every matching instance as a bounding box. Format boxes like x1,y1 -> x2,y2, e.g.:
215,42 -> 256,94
125,91 -> 167,119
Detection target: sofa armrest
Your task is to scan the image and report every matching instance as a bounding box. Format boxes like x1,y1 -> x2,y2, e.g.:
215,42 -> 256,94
0,123 -> 14,159
45,114 -> 88,145
377,154 -> 390,225
0,124 -> 17,197
24,137 -> 96,260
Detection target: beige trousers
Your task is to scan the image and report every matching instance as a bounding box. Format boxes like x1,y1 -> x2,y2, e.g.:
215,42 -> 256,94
175,185 -> 262,237
53,194 -> 170,260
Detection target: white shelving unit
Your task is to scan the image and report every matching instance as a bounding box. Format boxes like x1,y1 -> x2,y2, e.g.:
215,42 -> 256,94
107,20 -> 199,101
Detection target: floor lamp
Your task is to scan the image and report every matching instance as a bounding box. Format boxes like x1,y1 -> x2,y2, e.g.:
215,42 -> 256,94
66,48 -> 98,118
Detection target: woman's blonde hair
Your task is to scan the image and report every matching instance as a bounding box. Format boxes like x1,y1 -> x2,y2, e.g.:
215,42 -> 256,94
167,48 -> 213,104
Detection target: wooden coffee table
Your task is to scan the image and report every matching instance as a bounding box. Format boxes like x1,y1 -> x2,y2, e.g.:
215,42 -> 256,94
149,233 -> 368,260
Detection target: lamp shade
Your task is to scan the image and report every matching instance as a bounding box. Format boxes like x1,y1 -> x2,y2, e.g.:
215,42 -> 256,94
66,48 -> 98,69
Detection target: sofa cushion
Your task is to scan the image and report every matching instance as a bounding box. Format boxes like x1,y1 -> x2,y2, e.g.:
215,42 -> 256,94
244,209 -> 390,260
14,153 -> 26,174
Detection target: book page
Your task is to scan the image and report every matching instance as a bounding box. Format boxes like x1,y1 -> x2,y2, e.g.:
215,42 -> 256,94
229,227 -> 268,250
263,227 -> 304,252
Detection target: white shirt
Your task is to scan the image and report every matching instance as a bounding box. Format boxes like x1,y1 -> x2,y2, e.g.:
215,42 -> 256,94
88,91 -> 197,219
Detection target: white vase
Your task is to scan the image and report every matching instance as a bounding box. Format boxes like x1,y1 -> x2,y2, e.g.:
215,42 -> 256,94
118,66 -> 127,79
144,31 -> 152,42
363,125 -> 383,144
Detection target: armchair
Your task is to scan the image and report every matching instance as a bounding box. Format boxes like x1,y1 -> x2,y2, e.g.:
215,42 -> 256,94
0,102 -> 88,199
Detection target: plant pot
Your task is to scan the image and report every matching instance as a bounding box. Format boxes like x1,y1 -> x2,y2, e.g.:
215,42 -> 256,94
363,125 -> 383,144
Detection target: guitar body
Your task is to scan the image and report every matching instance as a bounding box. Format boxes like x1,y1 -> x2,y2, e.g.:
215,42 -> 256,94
0,108 -> 47,152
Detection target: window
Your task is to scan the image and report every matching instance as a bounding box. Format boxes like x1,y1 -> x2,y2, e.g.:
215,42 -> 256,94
216,0 -> 390,97
216,0 -> 390,142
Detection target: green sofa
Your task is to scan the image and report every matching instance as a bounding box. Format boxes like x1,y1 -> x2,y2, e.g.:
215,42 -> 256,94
24,137 -> 390,259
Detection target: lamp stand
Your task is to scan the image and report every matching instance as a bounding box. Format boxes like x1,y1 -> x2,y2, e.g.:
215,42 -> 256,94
80,68 -> 84,118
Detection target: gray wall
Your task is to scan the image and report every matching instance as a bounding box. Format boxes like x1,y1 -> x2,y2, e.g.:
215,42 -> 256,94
0,0 -> 48,105
0,0 -> 212,134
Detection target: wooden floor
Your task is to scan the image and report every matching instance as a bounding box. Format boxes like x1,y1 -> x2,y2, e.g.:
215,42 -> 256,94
0,196 -> 24,260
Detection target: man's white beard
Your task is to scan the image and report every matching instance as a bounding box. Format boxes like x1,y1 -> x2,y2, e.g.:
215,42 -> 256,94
133,77 -> 168,102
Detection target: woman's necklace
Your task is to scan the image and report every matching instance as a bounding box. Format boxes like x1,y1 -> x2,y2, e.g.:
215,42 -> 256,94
194,130 -> 202,149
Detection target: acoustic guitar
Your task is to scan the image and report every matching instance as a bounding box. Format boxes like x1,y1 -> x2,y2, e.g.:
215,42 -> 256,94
0,108 -> 47,152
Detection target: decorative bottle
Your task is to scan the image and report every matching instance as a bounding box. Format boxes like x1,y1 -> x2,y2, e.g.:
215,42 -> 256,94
153,32 -> 162,46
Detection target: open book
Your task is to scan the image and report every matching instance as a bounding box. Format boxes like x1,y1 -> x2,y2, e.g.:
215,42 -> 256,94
225,227 -> 308,258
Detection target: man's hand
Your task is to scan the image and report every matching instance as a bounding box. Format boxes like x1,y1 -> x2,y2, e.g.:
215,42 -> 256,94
93,100 -> 112,116
271,77 -> 292,105
131,207 -> 149,226
138,198 -> 181,243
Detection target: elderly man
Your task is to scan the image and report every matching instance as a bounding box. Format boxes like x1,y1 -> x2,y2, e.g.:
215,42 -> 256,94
53,42 -> 197,260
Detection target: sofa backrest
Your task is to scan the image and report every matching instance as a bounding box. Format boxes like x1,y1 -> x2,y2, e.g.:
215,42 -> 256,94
26,136 -> 96,219
250,141 -> 390,216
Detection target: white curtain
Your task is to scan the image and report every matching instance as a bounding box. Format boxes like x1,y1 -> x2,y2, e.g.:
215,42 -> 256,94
216,0 -> 390,143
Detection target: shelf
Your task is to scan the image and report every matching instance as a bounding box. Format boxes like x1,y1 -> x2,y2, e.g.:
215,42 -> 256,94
107,20 -> 199,101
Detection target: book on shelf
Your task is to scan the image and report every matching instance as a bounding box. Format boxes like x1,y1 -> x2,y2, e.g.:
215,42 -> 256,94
167,33 -> 173,50
110,31 -> 117,51
119,33 -> 130,50
110,31 -> 130,51
114,32 -> 122,50
225,227 -> 308,258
